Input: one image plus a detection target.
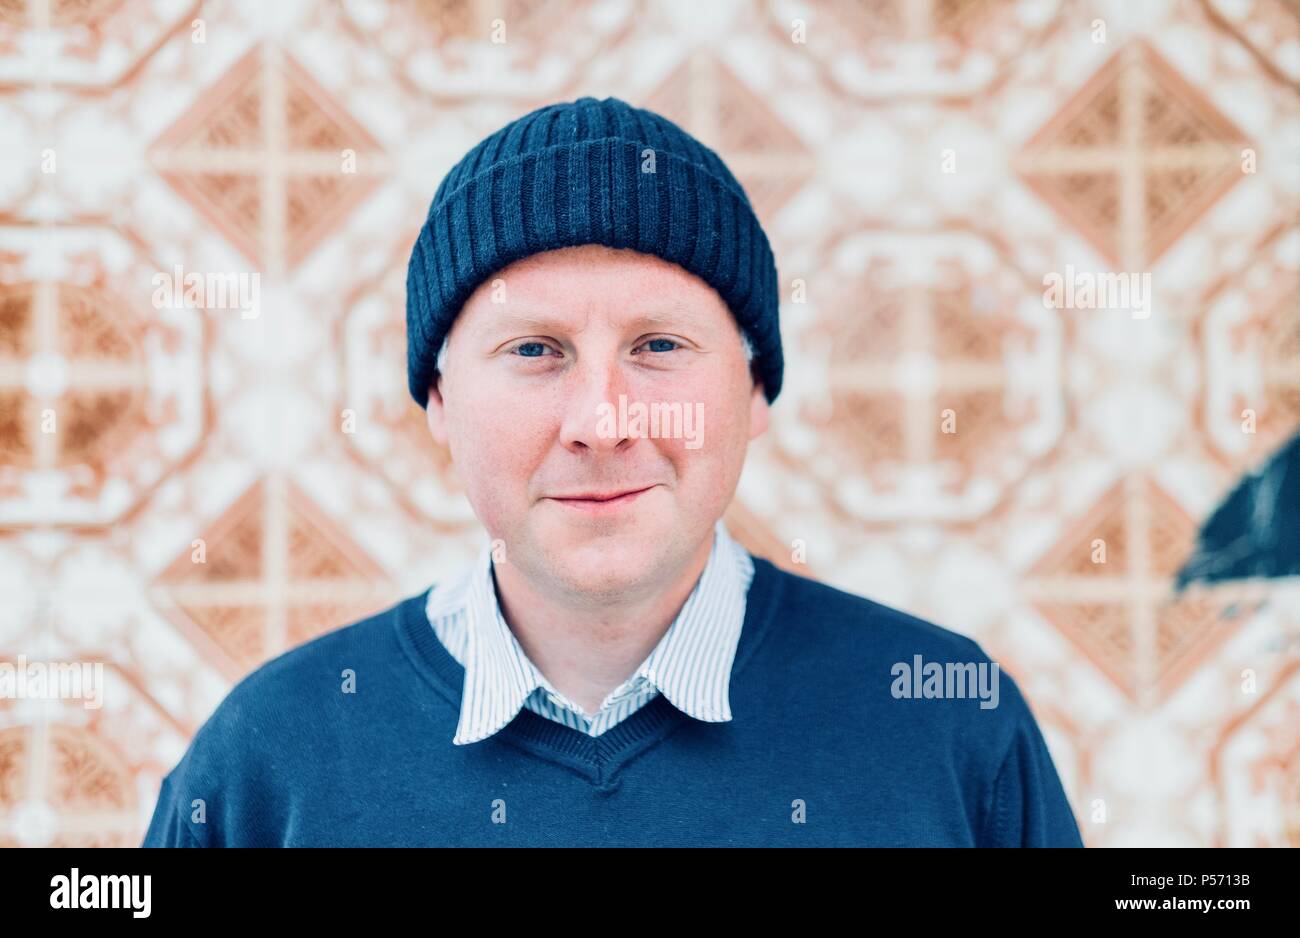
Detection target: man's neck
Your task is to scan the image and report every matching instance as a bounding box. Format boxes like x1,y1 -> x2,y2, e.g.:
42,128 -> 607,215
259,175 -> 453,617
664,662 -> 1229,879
490,534 -> 715,717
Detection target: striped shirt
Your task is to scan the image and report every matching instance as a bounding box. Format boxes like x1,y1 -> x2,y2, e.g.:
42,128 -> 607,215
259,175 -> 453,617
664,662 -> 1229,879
425,519 -> 756,745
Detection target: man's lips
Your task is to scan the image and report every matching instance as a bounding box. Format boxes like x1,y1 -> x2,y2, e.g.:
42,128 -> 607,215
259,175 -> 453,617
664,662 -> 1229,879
544,484 -> 658,513
549,485 -> 657,502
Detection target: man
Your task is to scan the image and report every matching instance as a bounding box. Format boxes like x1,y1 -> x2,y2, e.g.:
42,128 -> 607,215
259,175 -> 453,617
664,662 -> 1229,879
143,96 -> 1084,847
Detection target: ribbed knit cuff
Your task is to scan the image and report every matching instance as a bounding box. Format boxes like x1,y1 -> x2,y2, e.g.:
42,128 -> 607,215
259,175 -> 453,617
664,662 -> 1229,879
405,135 -> 782,408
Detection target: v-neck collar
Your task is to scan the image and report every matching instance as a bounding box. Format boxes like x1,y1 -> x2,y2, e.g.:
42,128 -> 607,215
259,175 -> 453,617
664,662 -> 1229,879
394,551 -> 787,787
447,519 -> 754,745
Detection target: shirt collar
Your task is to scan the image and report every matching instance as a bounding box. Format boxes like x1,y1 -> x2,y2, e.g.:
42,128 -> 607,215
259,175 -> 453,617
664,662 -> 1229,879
450,520 -> 752,746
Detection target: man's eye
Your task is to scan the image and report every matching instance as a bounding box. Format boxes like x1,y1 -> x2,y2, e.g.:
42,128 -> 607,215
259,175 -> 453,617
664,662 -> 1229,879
511,341 -> 555,358
636,337 -> 681,354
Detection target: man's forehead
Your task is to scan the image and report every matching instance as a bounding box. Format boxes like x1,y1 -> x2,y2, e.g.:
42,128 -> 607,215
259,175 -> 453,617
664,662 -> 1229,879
464,301 -> 723,336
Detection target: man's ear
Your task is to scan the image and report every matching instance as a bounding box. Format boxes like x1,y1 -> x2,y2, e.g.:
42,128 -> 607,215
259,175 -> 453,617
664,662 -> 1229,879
748,380 -> 769,440
425,374 -> 449,445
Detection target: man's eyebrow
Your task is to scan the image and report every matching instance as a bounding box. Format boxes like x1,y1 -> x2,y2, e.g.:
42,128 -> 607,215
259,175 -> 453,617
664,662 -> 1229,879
481,315 -> 564,333
480,306 -> 711,334
628,308 -> 709,329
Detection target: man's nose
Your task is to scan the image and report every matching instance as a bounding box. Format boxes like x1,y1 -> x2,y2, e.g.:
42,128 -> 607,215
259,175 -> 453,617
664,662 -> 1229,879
556,356 -> 633,453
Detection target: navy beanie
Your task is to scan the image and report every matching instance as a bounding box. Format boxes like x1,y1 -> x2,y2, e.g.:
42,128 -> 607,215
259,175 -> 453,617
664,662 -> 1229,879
405,95 -> 783,409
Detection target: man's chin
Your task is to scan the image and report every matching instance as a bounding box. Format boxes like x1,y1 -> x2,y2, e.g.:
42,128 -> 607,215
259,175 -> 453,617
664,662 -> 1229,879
537,528 -> 665,590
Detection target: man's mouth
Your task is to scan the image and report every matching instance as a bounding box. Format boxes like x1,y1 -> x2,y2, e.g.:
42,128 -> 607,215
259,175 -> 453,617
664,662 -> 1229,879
545,485 -> 658,513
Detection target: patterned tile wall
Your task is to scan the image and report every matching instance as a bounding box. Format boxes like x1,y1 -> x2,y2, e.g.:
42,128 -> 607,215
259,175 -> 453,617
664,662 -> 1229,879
0,0 -> 1297,847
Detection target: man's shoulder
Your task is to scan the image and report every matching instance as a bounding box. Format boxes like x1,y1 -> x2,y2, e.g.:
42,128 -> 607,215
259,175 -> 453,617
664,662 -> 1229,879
757,560 -> 1034,741
241,592 -> 411,692
148,590 -> 431,846
765,560 -> 990,663
184,590 -> 424,758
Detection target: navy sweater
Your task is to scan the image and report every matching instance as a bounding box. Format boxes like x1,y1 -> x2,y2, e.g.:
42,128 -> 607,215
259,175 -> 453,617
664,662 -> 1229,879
142,555 -> 1085,847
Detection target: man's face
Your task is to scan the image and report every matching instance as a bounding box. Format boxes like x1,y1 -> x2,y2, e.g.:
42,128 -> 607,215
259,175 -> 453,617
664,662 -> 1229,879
424,244 -> 769,601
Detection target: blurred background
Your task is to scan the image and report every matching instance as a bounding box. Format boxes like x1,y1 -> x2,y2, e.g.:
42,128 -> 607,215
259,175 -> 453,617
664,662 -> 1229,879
0,0 -> 1297,847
